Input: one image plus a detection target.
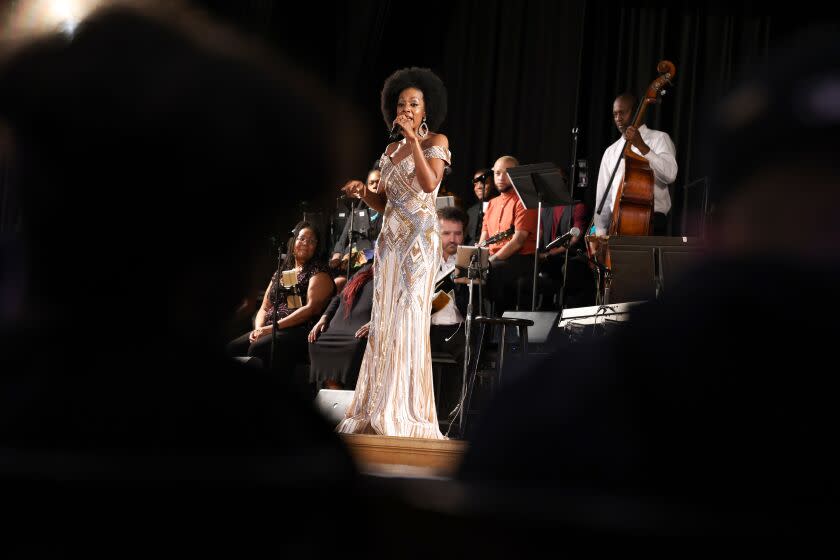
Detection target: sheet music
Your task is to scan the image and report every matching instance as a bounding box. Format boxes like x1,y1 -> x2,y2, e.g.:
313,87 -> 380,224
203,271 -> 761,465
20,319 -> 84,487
558,301 -> 645,327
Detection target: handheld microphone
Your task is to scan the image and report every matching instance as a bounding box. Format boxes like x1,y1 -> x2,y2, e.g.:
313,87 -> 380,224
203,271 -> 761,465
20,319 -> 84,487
388,123 -> 402,142
545,227 -> 581,251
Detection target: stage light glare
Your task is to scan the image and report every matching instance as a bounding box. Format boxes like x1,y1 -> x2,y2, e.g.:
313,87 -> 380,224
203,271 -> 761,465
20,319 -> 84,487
2,0 -> 106,40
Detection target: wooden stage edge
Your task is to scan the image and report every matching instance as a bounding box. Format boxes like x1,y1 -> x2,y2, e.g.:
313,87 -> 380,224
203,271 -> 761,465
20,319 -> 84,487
340,433 -> 467,478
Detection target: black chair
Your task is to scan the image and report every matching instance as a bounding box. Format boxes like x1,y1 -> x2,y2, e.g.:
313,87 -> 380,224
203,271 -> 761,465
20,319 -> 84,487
473,315 -> 534,386
431,351 -> 458,415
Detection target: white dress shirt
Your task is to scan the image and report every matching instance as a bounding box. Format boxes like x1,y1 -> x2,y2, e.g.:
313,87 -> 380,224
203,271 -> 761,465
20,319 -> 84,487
594,125 -> 678,235
431,253 -> 463,325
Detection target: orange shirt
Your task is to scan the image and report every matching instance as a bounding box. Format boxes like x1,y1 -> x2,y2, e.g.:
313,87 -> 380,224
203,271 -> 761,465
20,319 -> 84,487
481,190 -> 539,255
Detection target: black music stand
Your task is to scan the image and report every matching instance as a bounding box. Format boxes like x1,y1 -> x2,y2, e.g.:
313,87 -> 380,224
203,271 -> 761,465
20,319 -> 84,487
507,163 -> 571,310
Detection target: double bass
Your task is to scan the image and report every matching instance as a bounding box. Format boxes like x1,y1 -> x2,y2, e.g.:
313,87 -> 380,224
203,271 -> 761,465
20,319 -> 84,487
607,60 -> 676,236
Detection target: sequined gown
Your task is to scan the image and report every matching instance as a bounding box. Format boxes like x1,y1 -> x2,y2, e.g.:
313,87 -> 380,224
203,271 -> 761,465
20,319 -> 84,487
337,144 -> 451,439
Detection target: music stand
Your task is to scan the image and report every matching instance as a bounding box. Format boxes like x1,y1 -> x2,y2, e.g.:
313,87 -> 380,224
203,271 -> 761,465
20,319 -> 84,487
507,163 -> 571,310
435,195 -> 455,210
455,245 -> 489,273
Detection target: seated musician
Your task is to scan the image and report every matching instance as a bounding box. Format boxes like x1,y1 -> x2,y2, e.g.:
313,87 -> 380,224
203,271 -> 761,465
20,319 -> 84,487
594,92 -> 678,236
480,155 -> 540,314
329,168 -> 382,290
429,207 -> 473,418
466,167 -> 497,245
428,207 -> 475,425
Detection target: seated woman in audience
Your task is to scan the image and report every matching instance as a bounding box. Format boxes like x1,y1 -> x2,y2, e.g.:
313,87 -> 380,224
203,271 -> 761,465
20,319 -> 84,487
308,262 -> 374,390
228,221 -> 335,378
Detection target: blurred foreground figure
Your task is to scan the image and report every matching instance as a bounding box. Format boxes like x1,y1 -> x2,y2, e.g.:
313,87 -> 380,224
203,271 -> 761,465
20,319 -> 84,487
0,2 -> 366,549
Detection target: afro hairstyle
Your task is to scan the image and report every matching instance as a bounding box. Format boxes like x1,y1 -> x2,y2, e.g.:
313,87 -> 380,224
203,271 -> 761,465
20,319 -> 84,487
380,67 -> 448,132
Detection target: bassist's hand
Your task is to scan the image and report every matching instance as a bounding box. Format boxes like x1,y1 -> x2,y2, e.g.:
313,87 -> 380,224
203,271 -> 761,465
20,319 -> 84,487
624,126 -> 650,155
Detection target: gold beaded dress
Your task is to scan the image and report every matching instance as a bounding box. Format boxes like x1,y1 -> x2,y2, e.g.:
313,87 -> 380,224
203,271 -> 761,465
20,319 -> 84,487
336,144 -> 451,439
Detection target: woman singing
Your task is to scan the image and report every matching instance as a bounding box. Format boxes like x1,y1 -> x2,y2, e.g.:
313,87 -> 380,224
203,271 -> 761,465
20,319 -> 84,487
337,67 -> 451,439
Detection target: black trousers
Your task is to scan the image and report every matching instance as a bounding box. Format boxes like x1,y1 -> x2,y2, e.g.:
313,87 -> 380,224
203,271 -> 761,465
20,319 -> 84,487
227,326 -> 311,395
653,212 -> 668,236
487,253 -> 534,314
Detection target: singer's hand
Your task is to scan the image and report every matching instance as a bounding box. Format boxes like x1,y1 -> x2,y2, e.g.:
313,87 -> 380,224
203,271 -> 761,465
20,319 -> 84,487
355,322 -> 370,339
342,179 -> 366,200
392,113 -> 416,142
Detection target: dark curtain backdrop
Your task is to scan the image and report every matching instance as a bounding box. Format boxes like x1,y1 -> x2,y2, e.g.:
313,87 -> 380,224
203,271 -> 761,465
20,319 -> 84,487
2,2 -> 838,235
254,0 -> 586,204
180,0 -> 586,210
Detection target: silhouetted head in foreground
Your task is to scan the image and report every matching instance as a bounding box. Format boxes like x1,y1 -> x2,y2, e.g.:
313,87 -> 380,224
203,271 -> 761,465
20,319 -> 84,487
0,2 -> 362,353
0,6 -> 368,541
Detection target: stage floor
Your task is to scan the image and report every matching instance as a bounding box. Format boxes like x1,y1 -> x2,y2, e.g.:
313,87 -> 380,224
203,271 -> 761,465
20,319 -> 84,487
341,433 -> 467,478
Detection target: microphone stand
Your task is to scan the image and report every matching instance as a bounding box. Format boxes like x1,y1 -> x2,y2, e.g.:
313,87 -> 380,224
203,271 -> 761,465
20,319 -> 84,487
269,244 -> 284,370
330,199 -> 337,256
449,247 -> 486,436
603,266 -> 613,306
477,179 -> 486,316
558,237 -> 573,311
345,197 -> 356,281
531,194 -> 543,311
561,130 -> 579,312
570,127 -> 579,197
581,248 -> 612,306
596,138 -> 630,221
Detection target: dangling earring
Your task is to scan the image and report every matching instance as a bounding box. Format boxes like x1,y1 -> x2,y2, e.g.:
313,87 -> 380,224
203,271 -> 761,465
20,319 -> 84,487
417,116 -> 429,139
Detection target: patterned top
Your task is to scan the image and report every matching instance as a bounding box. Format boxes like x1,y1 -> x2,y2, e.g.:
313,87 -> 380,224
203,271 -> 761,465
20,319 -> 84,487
263,261 -> 331,327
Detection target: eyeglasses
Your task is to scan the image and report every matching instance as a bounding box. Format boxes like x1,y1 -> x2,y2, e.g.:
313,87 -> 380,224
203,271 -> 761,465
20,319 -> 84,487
296,236 -> 317,246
